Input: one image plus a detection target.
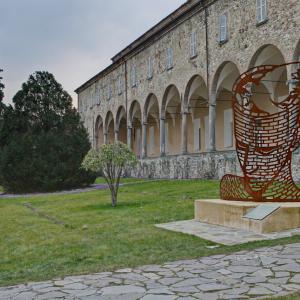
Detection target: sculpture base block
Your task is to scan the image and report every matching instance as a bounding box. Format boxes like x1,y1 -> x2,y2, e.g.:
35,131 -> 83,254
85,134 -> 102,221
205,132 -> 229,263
195,199 -> 300,234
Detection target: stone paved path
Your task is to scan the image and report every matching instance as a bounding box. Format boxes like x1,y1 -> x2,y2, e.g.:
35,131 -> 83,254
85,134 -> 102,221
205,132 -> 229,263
2,243 -> 300,299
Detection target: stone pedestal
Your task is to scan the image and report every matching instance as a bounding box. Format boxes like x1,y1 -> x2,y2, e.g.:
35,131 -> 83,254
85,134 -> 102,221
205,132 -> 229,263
195,199 -> 300,234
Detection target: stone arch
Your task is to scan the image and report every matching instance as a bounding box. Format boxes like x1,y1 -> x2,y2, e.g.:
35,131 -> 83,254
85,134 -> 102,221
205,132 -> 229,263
184,75 -> 209,153
129,100 -> 142,158
115,106 -> 127,144
105,111 -> 114,144
144,93 -> 160,157
249,44 -> 289,113
293,40 -> 300,62
248,44 -> 286,69
212,61 -> 240,151
95,115 -> 104,149
292,40 -> 300,74
161,84 -> 182,155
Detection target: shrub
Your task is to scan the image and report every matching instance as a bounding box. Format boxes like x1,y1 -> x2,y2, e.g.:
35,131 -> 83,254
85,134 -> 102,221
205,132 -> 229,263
82,142 -> 137,207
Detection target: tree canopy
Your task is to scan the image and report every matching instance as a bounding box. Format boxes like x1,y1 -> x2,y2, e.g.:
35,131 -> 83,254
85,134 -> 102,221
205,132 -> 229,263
0,71 -> 96,192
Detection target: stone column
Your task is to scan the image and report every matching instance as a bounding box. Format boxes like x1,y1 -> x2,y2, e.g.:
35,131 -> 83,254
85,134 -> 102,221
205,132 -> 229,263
208,98 -> 216,152
104,132 -> 108,145
142,121 -> 147,159
160,117 -> 166,156
181,110 -> 188,155
127,126 -> 132,149
288,79 -> 298,93
114,130 -> 119,142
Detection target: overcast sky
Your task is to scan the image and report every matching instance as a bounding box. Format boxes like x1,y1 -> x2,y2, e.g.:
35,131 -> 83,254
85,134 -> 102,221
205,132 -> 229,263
0,0 -> 185,106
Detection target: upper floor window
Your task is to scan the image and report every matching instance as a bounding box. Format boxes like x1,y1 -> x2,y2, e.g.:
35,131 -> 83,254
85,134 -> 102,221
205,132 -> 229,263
107,81 -> 112,100
190,31 -> 197,58
117,75 -> 123,95
256,0 -> 267,24
219,14 -> 228,43
147,57 -> 153,79
96,95 -> 100,105
166,47 -> 173,70
131,65 -> 137,87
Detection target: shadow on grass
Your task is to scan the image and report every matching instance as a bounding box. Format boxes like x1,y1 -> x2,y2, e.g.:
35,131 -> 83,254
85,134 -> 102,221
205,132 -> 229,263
81,201 -> 143,212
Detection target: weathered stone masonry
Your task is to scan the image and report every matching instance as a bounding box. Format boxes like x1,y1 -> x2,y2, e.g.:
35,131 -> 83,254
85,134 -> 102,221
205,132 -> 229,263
75,0 -> 300,180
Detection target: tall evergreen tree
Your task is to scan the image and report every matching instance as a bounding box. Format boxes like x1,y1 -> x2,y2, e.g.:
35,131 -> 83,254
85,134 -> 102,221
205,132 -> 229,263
0,69 -> 6,114
0,69 -> 4,102
0,71 -> 96,192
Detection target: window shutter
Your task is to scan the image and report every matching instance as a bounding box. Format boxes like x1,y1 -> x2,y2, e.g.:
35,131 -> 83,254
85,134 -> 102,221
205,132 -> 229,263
219,14 -> 227,42
190,31 -> 197,57
147,57 -> 153,79
118,75 -> 122,94
257,0 -> 267,23
131,65 -> 137,87
167,48 -> 173,69
261,0 -> 267,21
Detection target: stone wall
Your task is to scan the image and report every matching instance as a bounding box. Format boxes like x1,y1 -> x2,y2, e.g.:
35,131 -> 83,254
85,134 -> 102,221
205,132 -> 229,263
127,151 -> 300,183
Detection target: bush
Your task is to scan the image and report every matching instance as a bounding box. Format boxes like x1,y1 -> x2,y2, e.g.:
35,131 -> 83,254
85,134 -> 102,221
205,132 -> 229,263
0,71 -> 96,193
82,142 -> 137,206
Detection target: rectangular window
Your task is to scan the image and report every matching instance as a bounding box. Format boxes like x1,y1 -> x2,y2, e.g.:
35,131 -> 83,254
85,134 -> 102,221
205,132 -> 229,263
117,75 -> 122,95
107,81 -> 112,100
219,14 -> 227,43
166,47 -> 173,70
90,90 -> 93,108
131,65 -> 137,87
96,84 -> 100,105
224,109 -> 233,148
147,57 -> 153,79
257,0 -> 267,24
190,31 -> 197,58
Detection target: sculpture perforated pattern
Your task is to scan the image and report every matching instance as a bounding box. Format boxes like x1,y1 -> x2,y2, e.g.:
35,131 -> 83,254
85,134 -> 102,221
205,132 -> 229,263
221,63 -> 300,202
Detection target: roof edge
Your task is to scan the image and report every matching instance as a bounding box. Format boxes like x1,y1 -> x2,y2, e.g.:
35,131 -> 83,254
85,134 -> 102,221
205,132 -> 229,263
75,0 -> 203,94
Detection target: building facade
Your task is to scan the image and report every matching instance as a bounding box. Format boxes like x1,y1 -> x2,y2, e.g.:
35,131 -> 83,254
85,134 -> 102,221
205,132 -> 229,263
75,0 -> 300,180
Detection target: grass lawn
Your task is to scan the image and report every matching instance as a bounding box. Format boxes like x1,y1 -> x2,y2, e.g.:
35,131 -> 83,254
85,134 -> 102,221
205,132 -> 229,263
1,179 -> 300,288
94,177 -> 147,185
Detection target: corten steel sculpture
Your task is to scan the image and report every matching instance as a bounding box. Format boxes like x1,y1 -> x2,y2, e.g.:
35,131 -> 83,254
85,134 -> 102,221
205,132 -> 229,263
221,62 -> 300,202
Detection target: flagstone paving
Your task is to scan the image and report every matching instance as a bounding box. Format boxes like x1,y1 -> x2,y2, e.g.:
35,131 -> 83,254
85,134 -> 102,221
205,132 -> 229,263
2,243 -> 300,299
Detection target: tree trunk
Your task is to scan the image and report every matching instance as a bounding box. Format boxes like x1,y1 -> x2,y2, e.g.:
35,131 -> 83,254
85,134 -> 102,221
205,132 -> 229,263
110,187 -> 117,207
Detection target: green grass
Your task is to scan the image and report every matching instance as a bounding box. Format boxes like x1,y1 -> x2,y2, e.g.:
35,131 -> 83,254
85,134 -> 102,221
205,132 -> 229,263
1,179 -> 300,287
270,293 -> 300,300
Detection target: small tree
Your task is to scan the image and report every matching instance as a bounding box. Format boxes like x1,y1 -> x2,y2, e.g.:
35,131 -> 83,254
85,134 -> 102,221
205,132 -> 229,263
82,142 -> 137,207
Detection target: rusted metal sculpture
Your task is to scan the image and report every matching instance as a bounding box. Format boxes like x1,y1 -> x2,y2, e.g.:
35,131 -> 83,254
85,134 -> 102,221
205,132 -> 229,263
221,62 -> 300,202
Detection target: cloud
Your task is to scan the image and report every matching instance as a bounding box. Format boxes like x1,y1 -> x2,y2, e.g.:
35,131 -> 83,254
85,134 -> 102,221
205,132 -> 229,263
0,0 -> 185,106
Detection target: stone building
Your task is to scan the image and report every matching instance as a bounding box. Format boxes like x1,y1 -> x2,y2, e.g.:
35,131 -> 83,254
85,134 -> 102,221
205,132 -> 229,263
75,0 -> 300,180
